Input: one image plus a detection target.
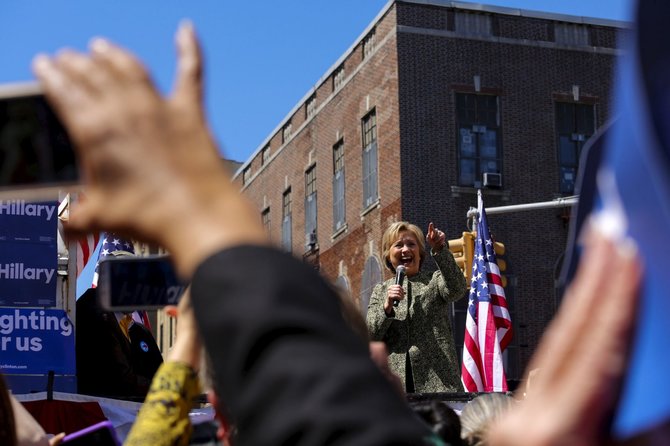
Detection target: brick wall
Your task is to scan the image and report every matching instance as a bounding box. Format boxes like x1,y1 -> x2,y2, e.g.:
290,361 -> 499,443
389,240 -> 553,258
236,1 -> 624,379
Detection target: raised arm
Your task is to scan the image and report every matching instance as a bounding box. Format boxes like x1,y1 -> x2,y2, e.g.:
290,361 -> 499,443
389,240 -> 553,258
426,223 -> 467,303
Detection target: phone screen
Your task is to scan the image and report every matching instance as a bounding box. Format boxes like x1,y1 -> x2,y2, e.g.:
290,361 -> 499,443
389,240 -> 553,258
0,82 -> 79,200
98,256 -> 187,310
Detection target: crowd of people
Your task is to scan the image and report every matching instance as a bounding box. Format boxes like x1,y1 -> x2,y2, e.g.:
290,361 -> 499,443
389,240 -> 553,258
0,5 -> 658,445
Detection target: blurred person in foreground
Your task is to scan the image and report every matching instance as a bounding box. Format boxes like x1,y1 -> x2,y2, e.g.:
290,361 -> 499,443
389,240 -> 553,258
367,221 -> 467,393
125,290 -> 229,446
459,393 -> 514,446
33,21 -> 644,446
1,373 -> 65,445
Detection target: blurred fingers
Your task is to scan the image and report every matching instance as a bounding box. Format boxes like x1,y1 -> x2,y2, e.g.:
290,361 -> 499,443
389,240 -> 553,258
33,54 -> 81,123
164,305 -> 179,318
523,232 -> 621,387
89,37 -> 153,86
49,432 -> 66,446
172,20 -> 204,105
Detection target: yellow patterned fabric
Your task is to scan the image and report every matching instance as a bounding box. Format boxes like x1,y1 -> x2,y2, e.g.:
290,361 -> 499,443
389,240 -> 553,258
124,362 -> 201,446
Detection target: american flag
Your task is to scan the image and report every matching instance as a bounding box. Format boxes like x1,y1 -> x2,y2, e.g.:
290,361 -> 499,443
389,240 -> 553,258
91,233 -> 135,288
76,233 -> 101,278
461,192 -> 513,392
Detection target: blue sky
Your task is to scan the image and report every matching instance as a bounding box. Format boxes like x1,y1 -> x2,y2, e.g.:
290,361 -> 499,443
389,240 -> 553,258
2,0 -> 631,168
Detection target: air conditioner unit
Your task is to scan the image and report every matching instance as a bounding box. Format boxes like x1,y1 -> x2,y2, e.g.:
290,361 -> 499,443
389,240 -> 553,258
483,172 -> 502,188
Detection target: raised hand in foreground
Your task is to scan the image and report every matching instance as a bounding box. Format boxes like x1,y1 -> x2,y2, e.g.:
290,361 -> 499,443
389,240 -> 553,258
490,230 -> 642,446
33,22 -> 267,279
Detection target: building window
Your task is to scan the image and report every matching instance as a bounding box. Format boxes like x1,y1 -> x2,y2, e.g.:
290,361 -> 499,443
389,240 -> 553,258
282,188 -> 292,252
335,275 -> 350,294
361,110 -> 378,208
556,102 -> 595,194
306,94 -> 317,120
282,121 -> 292,144
456,93 -> 501,187
332,139 -> 346,232
304,165 -> 317,249
333,64 -> 346,91
261,207 -> 270,232
360,256 -> 382,315
363,29 -> 376,59
455,12 -> 492,36
261,145 -> 271,166
242,166 -> 251,185
554,23 -> 590,46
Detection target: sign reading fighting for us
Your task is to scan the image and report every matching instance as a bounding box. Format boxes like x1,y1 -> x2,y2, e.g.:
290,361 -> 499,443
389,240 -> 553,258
0,308 -> 75,375
0,200 -> 58,307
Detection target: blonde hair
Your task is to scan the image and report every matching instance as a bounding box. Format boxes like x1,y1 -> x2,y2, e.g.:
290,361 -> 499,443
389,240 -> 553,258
381,221 -> 426,273
460,393 -> 514,446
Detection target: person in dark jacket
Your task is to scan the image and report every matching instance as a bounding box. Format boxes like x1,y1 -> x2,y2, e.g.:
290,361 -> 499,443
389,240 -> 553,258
76,288 -> 162,399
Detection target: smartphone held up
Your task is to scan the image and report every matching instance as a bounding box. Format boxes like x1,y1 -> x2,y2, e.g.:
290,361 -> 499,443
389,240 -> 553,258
0,82 -> 79,201
97,255 -> 187,311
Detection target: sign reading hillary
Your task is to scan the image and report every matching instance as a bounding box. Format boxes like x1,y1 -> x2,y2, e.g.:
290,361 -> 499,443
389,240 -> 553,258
0,243 -> 58,306
0,200 -> 58,306
0,308 -> 75,375
0,200 -> 58,244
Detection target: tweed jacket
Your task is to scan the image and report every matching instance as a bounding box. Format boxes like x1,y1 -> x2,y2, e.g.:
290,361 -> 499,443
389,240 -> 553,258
366,248 -> 467,393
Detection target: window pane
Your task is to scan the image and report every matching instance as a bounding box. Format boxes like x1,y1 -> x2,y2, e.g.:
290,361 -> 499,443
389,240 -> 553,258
460,159 -> 476,185
480,159 -> 499,174
576,104 -> 595,135
459,128 -> 476,157
560,167 -> 576,194
369,141 -> 378,202
333,170 -> 345,230
282,215 -> 292,251
480,130 -> 498,158
556,103 -> 573,133
559,136 -> 577,166
305,194 -> 317,241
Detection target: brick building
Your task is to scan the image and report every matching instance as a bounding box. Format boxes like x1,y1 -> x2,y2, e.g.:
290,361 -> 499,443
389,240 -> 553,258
232,0 -> 626,381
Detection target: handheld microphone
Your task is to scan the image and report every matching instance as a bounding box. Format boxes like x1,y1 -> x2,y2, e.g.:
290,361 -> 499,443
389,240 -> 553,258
393,265 -> 406,307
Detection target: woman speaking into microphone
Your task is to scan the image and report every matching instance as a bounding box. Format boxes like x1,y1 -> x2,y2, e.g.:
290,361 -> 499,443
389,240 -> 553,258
366,221 -> 467,393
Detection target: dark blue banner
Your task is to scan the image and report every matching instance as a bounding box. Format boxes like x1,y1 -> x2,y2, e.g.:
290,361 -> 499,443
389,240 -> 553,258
0,200 -> 58,306
0,200 -> 58,245
0,242 -> 58,306
0,308 -> 75,375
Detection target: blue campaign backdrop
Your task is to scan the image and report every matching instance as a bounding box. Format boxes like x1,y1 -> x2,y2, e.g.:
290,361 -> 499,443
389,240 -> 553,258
0,242 -> 58,306
0,200 -> 59,244
0,200 -> 59,307
0,308 -> 75,375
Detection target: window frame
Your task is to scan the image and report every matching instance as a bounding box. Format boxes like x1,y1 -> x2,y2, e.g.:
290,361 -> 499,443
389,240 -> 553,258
361,109 -> 379,208
281,188 -> 292,252
555,101 -> 596,194
261,145 -> 271,166
304,165 -> 318,247
455,93 -> 502,187
332,139 -> 346,232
